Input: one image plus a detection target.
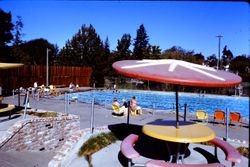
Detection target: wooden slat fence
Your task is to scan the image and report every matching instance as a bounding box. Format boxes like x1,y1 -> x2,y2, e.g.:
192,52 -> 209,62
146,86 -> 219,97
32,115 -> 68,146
0,65 -> 92,95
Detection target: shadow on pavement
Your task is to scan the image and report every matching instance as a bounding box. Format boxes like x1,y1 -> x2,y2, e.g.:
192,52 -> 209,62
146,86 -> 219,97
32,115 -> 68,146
0,115 -> 21,123
108,123 -> 192,166
193,147 -> 220,164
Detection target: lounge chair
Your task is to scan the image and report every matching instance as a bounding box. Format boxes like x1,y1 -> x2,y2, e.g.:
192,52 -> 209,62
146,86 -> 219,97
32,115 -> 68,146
213,110 -> 225,125
0,96 -> 4,103
129,106 -> 143,116
0,103 -> 16,119
0,104 -> 15,113
229,112 -> 242,127
112,105 -> 127,117
196,110 -> 208,124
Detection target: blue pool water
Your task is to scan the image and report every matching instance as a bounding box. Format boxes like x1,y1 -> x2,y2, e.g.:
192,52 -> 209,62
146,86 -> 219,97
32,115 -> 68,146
65,90 -> 249,117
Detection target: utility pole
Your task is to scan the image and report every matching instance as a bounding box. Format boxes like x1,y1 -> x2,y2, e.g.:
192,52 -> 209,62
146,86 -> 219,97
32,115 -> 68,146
216,35 -> 223,70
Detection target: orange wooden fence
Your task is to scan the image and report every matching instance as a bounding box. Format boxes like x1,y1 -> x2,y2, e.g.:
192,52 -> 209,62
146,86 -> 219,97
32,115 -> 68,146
0,65 -> 92,94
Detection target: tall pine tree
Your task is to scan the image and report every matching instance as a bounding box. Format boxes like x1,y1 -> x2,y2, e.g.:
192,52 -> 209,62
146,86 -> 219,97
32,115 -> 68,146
58,24 -> 106,86
116,33 -> 131,61
133,24 -> 150,60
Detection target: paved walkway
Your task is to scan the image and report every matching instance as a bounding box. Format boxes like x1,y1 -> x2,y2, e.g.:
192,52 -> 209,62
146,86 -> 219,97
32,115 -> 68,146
0,90 -> 249,167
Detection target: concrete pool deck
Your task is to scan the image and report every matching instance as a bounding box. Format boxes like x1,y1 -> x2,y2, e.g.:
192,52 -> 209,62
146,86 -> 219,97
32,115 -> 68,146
0,89 -> 249,167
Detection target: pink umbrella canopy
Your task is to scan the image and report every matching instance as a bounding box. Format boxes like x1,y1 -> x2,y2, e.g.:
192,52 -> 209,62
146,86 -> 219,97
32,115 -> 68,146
112,59 -> 242,128
112,59 -> 241,87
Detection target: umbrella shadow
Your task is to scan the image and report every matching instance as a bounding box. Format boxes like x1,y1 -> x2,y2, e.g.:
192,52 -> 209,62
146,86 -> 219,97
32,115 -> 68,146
108,123 -> 143,140
0,105 -> 23,120
108,123 -> 191,166
193,147 -> 220,163
147,119 -> 194,126
0,115 -> 21,123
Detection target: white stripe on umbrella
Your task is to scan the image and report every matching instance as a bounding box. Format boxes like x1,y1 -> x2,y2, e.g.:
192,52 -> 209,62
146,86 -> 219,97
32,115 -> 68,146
121,59 -> 225,81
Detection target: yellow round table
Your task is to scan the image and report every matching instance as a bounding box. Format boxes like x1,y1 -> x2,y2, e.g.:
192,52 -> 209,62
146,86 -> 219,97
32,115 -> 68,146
143,120 -> 215,143
143,120 -> 216,163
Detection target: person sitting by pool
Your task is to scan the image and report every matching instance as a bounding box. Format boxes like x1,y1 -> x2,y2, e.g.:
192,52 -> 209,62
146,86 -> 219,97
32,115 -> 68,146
69,82 -> 75,92
112,98 -> 127,116
130,96 -> 142,116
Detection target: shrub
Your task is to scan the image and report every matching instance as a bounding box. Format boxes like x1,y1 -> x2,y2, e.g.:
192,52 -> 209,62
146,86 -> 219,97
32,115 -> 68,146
237,146 -> 249,158
27,111 -> 57,117
78,132 -> 117,157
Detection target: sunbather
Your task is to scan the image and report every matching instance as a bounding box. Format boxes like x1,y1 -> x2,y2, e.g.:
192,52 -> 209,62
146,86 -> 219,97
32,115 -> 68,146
130,96 -> 142,115
112,98 -> 127,116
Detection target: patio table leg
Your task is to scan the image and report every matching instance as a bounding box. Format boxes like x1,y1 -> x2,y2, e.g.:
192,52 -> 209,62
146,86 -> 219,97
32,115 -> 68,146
165,142 -> 189,164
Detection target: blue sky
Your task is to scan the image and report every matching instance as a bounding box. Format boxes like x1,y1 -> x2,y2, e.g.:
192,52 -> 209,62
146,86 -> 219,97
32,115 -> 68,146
1,1 -> 249,57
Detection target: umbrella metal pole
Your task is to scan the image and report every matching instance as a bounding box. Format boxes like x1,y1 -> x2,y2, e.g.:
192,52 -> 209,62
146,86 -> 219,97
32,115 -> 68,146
175,85 -> 179,128
127,101 -> 130,124
184,103 -> 187,122
18,89 -> 20,106
90,98 -> 95,134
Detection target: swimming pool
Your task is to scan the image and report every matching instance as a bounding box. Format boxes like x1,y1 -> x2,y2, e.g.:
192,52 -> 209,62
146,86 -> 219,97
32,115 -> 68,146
65,89 -> 249,117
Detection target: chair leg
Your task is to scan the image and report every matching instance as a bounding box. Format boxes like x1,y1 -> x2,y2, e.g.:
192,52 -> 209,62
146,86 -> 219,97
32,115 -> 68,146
180,154 -> 185,164
128,160 -> 132,167
214,146 -> 218,158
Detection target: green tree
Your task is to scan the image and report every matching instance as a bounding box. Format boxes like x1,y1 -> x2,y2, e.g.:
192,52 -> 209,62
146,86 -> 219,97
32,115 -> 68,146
57,40 -> 77,66
149,45 -> 161,59
11,16 -> 24,62
222,45 -> 233,68
229,55 -> 250,82
133,24 -> 150,59
205,54 -> 217,68
193,53 -> 205,65
18,38 -> 56,65
162,46 -> 186,60
0,9 -> 14,62
58,24 -> 106,86
13,16 -> 24,46
99,37 -> 110,77
0,9 -> 13,47
115,33 -> 132,61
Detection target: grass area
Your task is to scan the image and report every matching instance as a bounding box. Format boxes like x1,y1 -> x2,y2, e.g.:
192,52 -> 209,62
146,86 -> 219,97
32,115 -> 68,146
237,146 -> 249,158
78,132 -> 117,167
27,111 -> 58,117
78,132 -> 117,157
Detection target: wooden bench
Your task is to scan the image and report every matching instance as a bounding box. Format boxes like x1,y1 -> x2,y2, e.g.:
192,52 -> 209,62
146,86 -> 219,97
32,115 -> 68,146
209,137 -> 242,167
146,160 -> 224,167
120,134 -> 143,167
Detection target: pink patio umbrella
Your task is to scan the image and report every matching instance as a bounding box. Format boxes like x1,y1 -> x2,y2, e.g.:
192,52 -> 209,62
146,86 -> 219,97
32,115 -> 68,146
112,59 -> 242,128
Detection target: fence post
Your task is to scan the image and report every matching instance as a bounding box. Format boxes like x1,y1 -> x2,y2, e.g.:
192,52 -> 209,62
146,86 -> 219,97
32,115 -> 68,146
18,89 -> 20,106
23,91 -> 29,119
12,89 -> 15,98
225,108 -> 229,141
90,98 -> 95,134
127,101 -> 130,124
64,93 -> 67,113
184,103 -> 187,121
152,103 -> 155,115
